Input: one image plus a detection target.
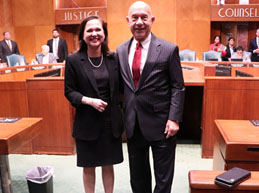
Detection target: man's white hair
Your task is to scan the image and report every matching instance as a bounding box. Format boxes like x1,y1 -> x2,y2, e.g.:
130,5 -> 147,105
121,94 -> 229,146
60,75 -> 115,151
41,45 -> 50,52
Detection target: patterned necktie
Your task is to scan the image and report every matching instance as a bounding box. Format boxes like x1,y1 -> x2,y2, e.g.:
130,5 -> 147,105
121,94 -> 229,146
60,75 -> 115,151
7,41 -> 12,51
132,42 -> 141,88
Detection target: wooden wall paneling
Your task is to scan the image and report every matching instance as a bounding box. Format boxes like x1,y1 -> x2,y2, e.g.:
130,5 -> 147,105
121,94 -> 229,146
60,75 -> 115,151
106,0 -> 134,51
225,0 -> 239,3
0,81 -> 29,117
35,26 -> 56,56
14,27 -> 36,64
12,0 -> 55,62
0,81 -> 32,153
27,78 -> 74,155
237,23 -> 248,50
12,0 -> 36,27
190,21 -> 211,60
202,78 -> 259,157
55,0 -> 107,9
211,22 -> 221,44
12,0 -> 54,26
221,22 -> 237,45
175,0 -> 211,59
57,25 -> 80,55
34,0 -> 55,26
0,0 -> 13,26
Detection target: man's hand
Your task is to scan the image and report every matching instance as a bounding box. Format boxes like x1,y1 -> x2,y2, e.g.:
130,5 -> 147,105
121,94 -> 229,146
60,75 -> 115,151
164,120 -> 179,139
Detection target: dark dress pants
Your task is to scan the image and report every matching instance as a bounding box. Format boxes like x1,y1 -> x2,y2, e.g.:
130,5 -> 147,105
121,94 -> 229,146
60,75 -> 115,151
127,120 -> 176,193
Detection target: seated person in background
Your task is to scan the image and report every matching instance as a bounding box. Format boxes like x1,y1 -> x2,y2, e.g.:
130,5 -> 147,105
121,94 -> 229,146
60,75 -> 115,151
231,46 -> 251,62
223,37 -> 236,61
209,35 -> 226,58
36,45 -> 57,64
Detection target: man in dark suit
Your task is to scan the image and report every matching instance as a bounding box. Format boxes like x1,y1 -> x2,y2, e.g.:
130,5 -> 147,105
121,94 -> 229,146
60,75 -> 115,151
249,28 -> 259,62
116,1 -> 185,193
47,29 -> 68,63
0,31 -> 20,63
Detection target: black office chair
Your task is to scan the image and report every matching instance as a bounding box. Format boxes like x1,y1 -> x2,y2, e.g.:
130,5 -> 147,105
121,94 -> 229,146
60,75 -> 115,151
202,51 -> 222,61
6,54 -> 26,67
179,49 -> 196,61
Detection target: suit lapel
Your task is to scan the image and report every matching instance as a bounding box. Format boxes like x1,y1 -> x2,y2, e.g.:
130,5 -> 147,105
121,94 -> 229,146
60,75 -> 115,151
79,52 -> 100,96
136,34 -> 161,91
3,41 -> 10,52
105,57 -> 115,100
121,39 -> 135,91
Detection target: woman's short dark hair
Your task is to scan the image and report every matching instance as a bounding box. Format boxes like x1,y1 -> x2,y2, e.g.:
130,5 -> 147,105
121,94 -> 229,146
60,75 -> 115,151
228,37 -> 235,42
214,35 -> 221,42
78,15 -> 113,57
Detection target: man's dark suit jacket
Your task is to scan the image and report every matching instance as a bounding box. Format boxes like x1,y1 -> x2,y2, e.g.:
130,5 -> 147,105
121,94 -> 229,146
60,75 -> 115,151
249,38 -> 259,62
65,51 -> 123,141
0,40 -> 20,63
47,38 -> 68,62
117,33 -> 185,141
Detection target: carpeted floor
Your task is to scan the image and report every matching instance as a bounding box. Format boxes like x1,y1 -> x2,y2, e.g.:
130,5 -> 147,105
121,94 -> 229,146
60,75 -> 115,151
4,143 -> 213,193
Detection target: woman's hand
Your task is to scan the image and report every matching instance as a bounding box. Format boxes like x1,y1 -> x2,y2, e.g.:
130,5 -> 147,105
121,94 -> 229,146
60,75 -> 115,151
82,96 -> 108,112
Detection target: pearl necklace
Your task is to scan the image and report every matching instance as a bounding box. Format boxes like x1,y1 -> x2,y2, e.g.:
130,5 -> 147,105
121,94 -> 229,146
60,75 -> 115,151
88,55 -> 103,68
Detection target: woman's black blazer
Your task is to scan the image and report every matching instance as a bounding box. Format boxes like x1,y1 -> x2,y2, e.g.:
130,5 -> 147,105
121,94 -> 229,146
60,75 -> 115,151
65,51 -> 123,141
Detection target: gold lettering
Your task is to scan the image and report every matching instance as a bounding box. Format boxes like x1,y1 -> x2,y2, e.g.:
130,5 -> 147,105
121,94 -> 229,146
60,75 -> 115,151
250,8 -> 255,17
244,8 -> 249,17
78,11 -> 83,20
73,12 -> 78,20
87,11 -> 93,17
255,8 -> 259,17
226,8 -> 234,17
218,8 -> 225,17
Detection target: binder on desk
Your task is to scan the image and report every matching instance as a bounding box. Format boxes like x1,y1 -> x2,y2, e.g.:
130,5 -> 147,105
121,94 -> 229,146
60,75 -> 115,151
215,167 -> 251,188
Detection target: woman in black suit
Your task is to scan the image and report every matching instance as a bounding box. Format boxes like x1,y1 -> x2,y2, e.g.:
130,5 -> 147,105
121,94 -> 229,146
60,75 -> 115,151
65,16 -> 123,193
223,37 -> 236,61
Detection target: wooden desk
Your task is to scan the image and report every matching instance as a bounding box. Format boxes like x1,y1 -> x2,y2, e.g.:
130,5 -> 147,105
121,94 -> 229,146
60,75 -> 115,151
213,120 -> 259,171
182,64 -> 205,86
189,170 -> 259,193
0,118 -> 42,193
0,66 -> 74,155
201,76 -> 259,158
179,63 -> 205,141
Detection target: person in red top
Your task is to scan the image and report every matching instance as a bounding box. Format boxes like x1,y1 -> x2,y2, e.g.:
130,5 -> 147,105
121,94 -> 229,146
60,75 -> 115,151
209,35 -> 226,57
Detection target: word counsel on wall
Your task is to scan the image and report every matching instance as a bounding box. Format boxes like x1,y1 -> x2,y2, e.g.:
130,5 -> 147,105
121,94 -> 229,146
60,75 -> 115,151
211,5 -> 259,21
55,8 -> 107,25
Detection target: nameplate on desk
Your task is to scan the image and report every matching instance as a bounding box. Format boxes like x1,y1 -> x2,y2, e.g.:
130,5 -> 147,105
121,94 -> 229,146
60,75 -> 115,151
182,66 -> 194,70
0,118 -> 21,123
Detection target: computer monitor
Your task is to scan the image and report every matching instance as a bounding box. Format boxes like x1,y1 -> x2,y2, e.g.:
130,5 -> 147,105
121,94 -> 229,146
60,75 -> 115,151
215,66 -> 231,76
231,58 -> 243,62
34,68 -> 61,77
208,58 -> 218,61
235,70 -> 254,77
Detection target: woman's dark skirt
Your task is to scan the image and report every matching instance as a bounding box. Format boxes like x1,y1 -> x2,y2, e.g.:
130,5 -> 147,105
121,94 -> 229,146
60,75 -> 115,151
75,122 -> 123,167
